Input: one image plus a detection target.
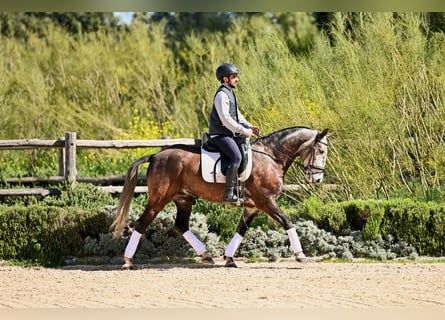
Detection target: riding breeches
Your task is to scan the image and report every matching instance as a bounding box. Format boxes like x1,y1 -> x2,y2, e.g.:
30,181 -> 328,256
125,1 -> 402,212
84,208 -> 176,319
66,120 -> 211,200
210,135 -> 242,167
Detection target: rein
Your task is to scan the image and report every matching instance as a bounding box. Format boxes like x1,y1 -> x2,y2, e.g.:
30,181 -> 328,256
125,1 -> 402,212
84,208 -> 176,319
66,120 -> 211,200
251,134 -> 327,174
251,134 -> 293,164
251,148 -> 285,163
304,140 -> 328,174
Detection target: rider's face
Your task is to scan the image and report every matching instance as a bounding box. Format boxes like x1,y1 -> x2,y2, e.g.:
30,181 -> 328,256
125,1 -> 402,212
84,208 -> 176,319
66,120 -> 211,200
224,74 -> 239,88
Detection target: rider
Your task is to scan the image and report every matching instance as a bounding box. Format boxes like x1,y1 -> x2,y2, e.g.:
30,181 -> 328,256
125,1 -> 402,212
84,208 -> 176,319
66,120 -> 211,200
209,63 -> 260,204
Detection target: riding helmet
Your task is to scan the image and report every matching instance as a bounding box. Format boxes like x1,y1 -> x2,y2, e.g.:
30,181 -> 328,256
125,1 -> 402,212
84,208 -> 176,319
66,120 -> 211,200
216,63 -> 239,81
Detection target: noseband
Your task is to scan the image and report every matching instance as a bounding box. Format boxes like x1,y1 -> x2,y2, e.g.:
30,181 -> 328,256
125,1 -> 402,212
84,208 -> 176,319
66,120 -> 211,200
303,140 -> 328,176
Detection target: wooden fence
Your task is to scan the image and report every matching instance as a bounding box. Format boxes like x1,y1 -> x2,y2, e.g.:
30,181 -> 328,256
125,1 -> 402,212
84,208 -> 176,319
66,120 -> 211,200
0,132 -> 331,197
0,132 -> 200,196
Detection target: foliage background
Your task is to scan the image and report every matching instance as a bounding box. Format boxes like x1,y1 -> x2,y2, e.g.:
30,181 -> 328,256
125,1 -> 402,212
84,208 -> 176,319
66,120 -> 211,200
2,13 -> 445,264
1,12 -> 445,202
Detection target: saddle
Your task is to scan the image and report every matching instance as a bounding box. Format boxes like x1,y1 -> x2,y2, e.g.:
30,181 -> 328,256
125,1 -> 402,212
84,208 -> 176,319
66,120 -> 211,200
200,132 -> 253,183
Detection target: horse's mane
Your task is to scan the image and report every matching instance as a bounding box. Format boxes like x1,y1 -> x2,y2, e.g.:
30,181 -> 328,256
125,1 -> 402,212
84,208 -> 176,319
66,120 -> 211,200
160,127 -> 314,150
252,126 -> 313,145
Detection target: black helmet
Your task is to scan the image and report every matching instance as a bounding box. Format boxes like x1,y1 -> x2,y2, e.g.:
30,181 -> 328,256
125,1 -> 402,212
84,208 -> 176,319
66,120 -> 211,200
215,63 -> 239,81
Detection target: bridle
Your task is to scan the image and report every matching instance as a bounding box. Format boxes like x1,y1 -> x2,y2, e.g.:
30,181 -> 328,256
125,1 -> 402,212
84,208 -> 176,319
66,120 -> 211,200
251,135 -> 328,176
303,139 -> 328,177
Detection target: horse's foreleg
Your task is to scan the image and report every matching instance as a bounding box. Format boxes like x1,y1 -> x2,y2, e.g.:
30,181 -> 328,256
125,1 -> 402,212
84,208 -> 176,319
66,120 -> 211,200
174,196 -> 214,265
224,207 -> 258,268
182,231 -> 214,264
265,202 -> 307,263
286,227 -> 307,263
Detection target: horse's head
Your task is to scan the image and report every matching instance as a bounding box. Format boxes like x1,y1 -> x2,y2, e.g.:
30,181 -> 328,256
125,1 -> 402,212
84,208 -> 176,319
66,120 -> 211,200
302,128 -> 332,183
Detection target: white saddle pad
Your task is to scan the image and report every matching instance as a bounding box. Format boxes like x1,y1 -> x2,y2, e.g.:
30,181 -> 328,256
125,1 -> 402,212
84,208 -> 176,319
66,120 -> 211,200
200,144 -> 252,184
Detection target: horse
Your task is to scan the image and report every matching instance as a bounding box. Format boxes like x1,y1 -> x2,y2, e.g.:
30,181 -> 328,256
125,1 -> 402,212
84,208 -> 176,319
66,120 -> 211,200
111,126 -> 332,269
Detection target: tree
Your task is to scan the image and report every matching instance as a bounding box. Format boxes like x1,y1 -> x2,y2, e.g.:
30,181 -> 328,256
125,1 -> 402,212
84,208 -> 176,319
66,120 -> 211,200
0,12 -> 123,40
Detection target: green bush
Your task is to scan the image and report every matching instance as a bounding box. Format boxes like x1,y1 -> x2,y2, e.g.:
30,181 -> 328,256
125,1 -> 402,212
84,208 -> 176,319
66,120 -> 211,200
362,204 -> 385,241
0,207 -> 28,259
319,202 -> 348,234
42,183 -> 115,209
0,184 -> 116,264
196,200 -> 241,242
342,200 -> 386,240
299,196 -> 445,257
1,186 -> 444,266
428,204 -> 445,256
380,199 -> 444,256
0,206 -> 81,265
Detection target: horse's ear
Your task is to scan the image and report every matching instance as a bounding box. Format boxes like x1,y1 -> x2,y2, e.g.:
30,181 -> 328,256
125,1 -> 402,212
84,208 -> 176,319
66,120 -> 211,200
316,128 -> 329,141
325,129 -> 335,139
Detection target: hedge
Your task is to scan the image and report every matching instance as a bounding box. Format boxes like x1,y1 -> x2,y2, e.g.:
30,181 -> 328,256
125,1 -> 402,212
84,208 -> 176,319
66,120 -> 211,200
300,196 -> 445,256
0,205 -> 111,266
0,197 -> 444,266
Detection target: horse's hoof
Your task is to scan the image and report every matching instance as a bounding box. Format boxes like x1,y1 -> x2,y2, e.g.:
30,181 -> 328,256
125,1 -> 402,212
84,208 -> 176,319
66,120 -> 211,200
200,252 -> 215,265
122,257 -> 134,270
295,251 -> 307,264
224,256 -> 238,268
121,264 -> 134,270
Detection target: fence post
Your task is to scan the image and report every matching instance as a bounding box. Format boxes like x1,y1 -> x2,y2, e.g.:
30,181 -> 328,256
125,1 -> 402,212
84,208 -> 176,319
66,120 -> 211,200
58,147 -> 65,177
64,132 -> 77,185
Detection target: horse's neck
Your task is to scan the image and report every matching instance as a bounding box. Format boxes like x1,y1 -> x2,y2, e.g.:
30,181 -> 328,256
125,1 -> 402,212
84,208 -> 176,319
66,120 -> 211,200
257,127 -> 315,170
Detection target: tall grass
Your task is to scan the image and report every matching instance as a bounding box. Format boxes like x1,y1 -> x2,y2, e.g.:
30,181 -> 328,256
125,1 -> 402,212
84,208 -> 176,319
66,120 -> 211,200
1,13 -> 445,201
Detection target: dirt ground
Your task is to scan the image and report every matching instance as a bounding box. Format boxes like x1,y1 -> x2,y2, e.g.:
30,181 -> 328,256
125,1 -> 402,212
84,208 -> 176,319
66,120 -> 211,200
1,257 -> 445,310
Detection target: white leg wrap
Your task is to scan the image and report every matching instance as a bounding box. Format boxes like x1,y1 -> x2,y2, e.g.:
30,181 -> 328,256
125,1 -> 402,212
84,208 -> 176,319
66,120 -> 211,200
124,230 -> 142,259
287,227 -> 303,253
224,232 -> 243,258
182,230 -> 207,255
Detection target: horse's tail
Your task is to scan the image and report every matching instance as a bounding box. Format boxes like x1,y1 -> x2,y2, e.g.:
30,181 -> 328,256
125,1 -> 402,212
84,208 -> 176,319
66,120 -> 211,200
111,154 -> 153,238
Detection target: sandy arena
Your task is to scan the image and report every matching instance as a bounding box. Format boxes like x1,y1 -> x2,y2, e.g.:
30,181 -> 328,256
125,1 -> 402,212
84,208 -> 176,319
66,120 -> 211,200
1,257 -> 444,309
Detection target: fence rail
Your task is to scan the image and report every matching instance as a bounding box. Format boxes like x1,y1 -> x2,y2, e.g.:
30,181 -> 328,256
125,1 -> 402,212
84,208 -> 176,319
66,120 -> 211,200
0,132 -> 333,197
0,132 -> 200,196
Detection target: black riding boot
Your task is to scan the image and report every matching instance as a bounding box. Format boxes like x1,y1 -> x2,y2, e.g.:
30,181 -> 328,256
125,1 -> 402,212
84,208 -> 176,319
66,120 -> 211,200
223,165 -> 244,204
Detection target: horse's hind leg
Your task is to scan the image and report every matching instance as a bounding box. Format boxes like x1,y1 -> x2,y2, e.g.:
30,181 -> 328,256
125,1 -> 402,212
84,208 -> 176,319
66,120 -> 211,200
224,206 -> 259,268
121,204 -> 159,269
122,193 -> 172,270
173,195 -> 215,265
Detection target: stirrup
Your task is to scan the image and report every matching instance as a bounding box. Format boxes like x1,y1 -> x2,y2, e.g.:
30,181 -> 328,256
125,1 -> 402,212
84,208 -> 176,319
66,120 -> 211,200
223,187 -> 244,205
223,195 -> 244,205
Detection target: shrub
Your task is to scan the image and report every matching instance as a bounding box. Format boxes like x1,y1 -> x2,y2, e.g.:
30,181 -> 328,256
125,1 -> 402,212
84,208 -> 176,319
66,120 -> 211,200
198,200 -> 241,242
380,199 -> 444,256
42,183 -> 115,209
0,205 -> 86,265
1,191 -> 444,266
296,196 -> 445,257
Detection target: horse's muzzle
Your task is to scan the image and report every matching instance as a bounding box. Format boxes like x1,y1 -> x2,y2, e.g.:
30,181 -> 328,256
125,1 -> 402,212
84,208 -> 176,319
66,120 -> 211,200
305,172 -> 324,183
